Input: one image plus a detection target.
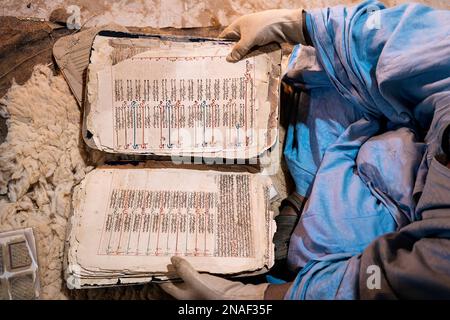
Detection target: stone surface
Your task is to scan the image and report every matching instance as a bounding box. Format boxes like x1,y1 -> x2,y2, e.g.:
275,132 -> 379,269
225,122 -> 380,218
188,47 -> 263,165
1,0 -> 448,29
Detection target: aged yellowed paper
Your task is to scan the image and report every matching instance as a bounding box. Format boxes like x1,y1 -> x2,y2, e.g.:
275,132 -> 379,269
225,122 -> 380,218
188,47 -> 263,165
85,35 -> 281,159
66,166 -> 275,288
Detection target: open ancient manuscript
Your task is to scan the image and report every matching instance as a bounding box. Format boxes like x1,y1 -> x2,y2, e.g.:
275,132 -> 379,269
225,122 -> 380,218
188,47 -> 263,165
66,167 -> 275,288
84,33 -> 281,159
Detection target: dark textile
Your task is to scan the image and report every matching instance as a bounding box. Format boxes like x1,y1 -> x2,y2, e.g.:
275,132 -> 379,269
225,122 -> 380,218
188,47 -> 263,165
360,157 -> 450,299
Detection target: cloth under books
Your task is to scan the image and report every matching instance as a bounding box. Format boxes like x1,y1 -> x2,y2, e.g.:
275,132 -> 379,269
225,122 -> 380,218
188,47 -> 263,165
53,24 -> 128,106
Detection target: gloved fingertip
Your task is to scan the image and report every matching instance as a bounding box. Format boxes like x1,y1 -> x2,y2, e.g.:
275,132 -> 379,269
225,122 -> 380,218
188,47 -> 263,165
219,25 -> 240,39
218,29 -> 229,38
170,255 -> 184,266
158,281 -> 185,299
158,281 -> 172,290
226,52 -> 239,63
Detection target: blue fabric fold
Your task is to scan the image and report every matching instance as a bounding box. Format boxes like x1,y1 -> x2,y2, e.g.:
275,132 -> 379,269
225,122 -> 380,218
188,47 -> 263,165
284,1 -> 450,299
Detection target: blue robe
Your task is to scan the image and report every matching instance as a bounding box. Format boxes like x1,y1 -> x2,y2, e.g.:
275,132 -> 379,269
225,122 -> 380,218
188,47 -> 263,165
283,1 -> 450,299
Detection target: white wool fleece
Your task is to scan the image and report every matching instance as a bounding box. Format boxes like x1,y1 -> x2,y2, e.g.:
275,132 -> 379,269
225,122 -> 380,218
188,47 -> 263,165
0,65 -> 168,299
0,65 -> 88,299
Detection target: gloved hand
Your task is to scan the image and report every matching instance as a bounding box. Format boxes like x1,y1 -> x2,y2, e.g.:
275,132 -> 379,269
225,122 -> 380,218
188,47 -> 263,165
159,256 -> 269,300
219,9 -> 306,62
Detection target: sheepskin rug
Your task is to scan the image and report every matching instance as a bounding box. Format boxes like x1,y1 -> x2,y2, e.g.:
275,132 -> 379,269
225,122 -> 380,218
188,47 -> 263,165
0,65 -> 166,299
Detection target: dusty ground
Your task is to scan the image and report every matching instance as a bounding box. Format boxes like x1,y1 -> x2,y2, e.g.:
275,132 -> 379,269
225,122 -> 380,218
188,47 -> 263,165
1,0 -> 449,28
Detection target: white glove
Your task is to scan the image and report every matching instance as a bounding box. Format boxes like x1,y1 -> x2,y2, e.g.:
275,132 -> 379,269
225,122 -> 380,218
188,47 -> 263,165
159,256 -> 269,300
219,9 -> 306,62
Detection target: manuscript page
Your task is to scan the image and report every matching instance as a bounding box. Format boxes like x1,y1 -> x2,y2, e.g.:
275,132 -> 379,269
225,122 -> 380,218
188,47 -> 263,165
66,166 -> 275,287
84,35 -> 281,159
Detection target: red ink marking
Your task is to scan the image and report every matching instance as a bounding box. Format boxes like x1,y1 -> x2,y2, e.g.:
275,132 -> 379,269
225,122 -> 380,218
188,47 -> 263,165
116,190 -> 129,255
